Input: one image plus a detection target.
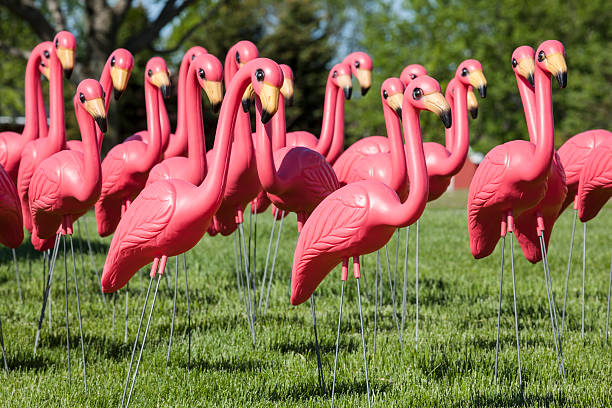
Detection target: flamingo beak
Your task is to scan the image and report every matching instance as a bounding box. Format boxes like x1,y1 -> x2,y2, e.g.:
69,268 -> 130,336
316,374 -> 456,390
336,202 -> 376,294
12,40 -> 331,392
545,53 -> 567,88
204,80 -> 223,114
56,47 -> 75,79
40,65 -> 50,80
387,93 -> 403,118
259,82 -> 280,124
151,71 -> 171,98
423,91 -> 452,129
84,97 -> 107,133
280,78 -> 294,107
467,89 -> 479,119
468,69 -> 487,98
336,74 -> 352,100
517,57 -> 536,88
111,66 -> 131,100
241,84 -> 255,112
355,68 -> 372,95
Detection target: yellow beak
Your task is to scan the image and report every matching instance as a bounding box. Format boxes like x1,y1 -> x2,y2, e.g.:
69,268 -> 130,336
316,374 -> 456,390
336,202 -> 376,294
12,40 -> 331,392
468,69 -> 487,98
355,68 -> 372,95
259,82 -> 280,124
423,91 -> 452,128
204,80 -> 223,113
83,97 -> 107,133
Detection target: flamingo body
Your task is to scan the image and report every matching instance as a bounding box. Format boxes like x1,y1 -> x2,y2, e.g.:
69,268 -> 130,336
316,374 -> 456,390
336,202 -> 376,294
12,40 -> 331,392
0,164 -> 23,248
576,139 -> 612,222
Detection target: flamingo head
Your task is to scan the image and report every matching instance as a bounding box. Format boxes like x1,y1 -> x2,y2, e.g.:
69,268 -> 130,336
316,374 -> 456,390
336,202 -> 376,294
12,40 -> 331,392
400,64 -> 427,87
405,75 -> 452,129
145,57 -> 171,99
381,77 -> 405,117
53,31 -> 76,79
36,41 -> 54,80
108,49 -> 134,101
280,64 -> 294,106
512,46 -> 535,88
241,58 -> 283,124
343,51 -> 373,95
76,79 -> 107,133
233,40 -> 259,69
536,40 -> 567,88
192,53 -> 224,114
456,59 -> 487,98
329,63 -> 353,100
185,46 -> 208,63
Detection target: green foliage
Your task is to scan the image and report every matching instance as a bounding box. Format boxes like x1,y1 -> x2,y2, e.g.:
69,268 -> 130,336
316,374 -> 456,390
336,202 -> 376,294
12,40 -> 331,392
350,0 -> 612,153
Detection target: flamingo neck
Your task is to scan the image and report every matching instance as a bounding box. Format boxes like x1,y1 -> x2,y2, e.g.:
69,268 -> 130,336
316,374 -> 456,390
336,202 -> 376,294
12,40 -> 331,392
37,77 -> 48,139
515,72 -> 537,143
196,64 -> 250,210
326,89 -> 346,164
271,95 -> 287,150
525,63 -> 554,181
74,98 -> 101,200
47,49 -> 66,152
223,47 -> 238,86
394,103 -> 428,227
139,79 -> 162,172
254,97 -> 284,194
315,79 -> 338,156
158,91 -> 171,153
170,53 -> 191,156
444,79 -> 456,150
97,60 -> 113,151
383,100 -> 407,195
438,79 -> 469,176
184,63 -> 207,185
23,51 -> 43,142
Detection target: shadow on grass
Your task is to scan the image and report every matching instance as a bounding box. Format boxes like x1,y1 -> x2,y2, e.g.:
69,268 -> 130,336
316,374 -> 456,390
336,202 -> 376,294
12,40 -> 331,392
181,355 -> 272,373
468,389 -> 566,407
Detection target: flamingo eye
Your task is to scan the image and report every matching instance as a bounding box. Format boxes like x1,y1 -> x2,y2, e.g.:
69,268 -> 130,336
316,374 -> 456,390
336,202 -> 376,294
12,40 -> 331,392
43,50 -> 50,58
354,61 -> 360,68
235,52 -> 241,64
411,74 -> 416,79
255,69 -> 265,82
412,88 -> 423,100
199,68 -> 205,79
111,56 -> 115,67
55,39 -> 59,48
332,71 -> 338,78
512,58 -> 518,68
538,50 -> 545,62
79,93 -> 86,103
191,54 -> 195,61
382,90 -> 388,99
148,69 -> 153,77
461,68 -> 469,77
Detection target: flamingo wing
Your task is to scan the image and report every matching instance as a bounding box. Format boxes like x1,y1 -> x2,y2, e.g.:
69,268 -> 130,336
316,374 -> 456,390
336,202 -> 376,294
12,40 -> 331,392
291,185 -> 368,305
577,141 -> 612,222
102,181 -> 176,292
0,164 -> 23,248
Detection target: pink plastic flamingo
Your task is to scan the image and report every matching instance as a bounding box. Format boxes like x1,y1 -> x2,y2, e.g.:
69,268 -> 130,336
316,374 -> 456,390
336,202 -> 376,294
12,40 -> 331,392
100,59 -> 282,407
67,49 -> 134,153
467,41 -> 568,385
0,41 -> 54,184
292,76 -> 451,406
146,54 -> 223,187
94,57 -> 170,237
29,79 -> 108,391
17,31 -> 76,245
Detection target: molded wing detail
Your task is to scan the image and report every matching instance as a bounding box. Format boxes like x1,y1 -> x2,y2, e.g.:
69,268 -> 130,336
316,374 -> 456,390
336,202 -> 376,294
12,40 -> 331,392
577,141 -> 612,222
0,163 -> 23,248
100,146 -> 127,196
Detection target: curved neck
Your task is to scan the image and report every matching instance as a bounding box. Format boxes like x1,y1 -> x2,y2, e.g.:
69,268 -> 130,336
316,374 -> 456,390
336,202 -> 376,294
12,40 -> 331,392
326,89 -> 346,164
254,98 -> 284,194
515,72 -> 537,143
314,79 -> 337,156
392,103 -> 428,227
23,52 -> 42,142
184,64 -> 207,185
74,99 -> 101,201
97,61 -> 113,151
523,63 -> 554,181
224,48 -> 238,86
158,91 -> 171,151
172,54 -> 191,152
438,81 -> 469,176
136,80 -> 162,172
37,78 -> 48,138
271,95 -> 286,150
197,64 -> 251,209
444,79 -> 456,150
47,50 -> 66,151
383,101 -> 407,195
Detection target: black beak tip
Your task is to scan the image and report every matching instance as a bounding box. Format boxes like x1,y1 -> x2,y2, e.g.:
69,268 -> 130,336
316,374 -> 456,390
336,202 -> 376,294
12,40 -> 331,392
211,102 -> 221,114
64,68 -> 73,79
440,109 -> 452,129
95,117 -> 108,133
344,87 -> 352,100
478,85 -> 487,98
470,107 -> 478,120
261,109 -> 273,124
394,107 -> 402,118
528,73 -> 535,88
557,71 -> 567,89
161,85 -> 171,99
114,88 -> 124,101
242,99 -> 251,113
286,96 -> 294,107
361,86 -> 370,96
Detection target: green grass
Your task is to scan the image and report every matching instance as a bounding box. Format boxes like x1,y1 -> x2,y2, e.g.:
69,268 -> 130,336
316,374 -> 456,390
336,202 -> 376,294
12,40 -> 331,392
1,194 -> 612,407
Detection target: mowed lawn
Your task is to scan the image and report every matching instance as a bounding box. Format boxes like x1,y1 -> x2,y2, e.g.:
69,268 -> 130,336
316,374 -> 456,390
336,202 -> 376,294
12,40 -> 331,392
1,190 -> 611,407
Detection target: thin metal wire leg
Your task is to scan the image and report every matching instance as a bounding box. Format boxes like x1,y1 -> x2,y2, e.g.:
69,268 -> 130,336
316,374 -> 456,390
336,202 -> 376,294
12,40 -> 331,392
330,280 -> 345,408
264,212 -> 285,314
259,209 -> 277,311
34,232 -> 61,355
356,279 -> 371,408
494,236 -> 505,385
69,235 -> 87,393
166,257 -> 179,371
510,233 -> 522,389
401,226 -> 410,337
561,210 -> 577,337
183,253 -> 191,371
311,294 -> 326,395
12,249 -> 22,303
63,235 -> 71,386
